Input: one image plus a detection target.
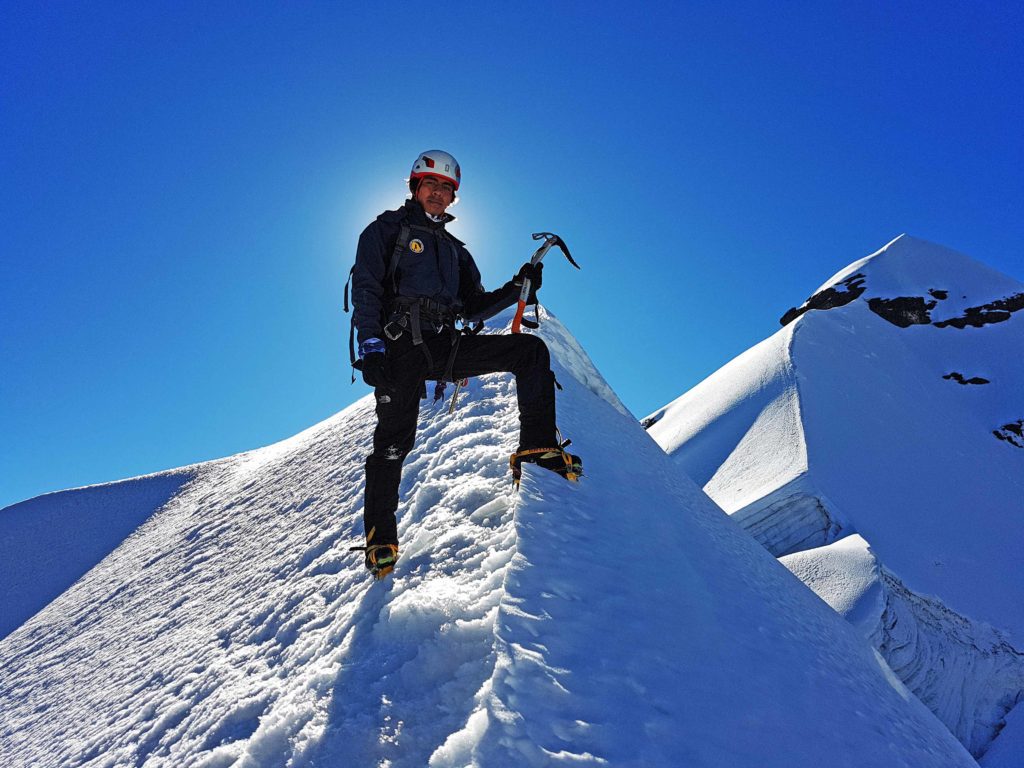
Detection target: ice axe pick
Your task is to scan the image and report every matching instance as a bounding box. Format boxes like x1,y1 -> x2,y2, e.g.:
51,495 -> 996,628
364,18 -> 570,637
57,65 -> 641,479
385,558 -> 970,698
511,232 -> 580,333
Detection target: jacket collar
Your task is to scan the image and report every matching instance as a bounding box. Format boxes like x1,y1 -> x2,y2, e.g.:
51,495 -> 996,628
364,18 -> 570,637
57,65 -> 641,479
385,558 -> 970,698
404,198 -> 456,227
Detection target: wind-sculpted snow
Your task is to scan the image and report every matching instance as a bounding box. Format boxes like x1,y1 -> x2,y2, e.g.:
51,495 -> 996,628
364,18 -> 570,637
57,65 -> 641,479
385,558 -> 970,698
0,308 -> 975,767
729,481 -> 845,557
0,370 -> 521,767
783,536 -> 1024,759
649,234 -> 1024,760
644,323 -> 808,502
0,466 -> 202,639
646,324 -> 849,557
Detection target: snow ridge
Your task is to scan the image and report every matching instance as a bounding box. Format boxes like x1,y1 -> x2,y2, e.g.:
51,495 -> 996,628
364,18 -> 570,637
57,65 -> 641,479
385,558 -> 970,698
0,465 -> 206,640
0,308 -> 976,767
646,322 -> 808,504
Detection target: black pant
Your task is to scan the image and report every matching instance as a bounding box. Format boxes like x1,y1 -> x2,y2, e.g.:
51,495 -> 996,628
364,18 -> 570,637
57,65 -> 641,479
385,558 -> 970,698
363,329 -> 557,545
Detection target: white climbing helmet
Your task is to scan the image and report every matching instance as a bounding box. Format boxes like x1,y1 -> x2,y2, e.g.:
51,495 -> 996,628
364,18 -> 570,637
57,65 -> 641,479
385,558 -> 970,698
409,149 -> 461,191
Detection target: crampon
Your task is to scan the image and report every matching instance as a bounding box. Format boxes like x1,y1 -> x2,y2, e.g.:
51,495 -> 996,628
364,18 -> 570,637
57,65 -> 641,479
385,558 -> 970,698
349,527 -> 399,580
509,437 -> 582,488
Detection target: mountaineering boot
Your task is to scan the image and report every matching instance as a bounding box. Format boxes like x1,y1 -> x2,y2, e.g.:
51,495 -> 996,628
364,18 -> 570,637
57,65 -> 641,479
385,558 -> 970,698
365,544 -> 399,580
509,441 -> 583,488
349,527 -> 400,580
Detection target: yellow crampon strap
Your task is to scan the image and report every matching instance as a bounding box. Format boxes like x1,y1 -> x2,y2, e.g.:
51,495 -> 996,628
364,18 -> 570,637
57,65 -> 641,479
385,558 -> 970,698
367,544 -> 399,580
349,526 -> 399,580
509,445 -> 581,488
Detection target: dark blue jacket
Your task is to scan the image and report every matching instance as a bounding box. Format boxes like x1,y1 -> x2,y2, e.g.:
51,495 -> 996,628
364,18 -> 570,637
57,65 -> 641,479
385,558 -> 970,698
352,199 -> 518,344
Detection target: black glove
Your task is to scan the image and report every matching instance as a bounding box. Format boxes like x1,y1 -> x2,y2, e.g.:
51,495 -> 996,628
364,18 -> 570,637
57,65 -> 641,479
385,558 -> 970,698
361,352 -> 394,390
514,261 -> 543,303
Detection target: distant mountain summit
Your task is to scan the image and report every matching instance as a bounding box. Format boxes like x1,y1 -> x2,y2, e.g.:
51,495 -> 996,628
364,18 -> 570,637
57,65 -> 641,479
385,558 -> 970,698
647,235 -> 1024,761
780,234 -> 1024,330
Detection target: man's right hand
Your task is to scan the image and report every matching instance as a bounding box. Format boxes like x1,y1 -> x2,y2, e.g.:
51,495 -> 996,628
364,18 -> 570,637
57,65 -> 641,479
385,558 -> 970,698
361,352 -> 393,390
514,262 -> 543,304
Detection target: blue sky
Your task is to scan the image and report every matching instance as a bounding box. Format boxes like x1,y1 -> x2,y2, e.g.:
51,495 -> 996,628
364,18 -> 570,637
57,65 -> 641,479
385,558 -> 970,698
2,2 -> 1022,509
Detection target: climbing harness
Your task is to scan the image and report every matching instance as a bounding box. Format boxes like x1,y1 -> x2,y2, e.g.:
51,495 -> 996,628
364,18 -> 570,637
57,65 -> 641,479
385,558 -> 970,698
344,218 -> 481,406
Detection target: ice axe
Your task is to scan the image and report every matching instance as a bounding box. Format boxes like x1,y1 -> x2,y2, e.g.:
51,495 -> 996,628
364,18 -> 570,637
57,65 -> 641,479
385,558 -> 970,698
511,232 -> 580,333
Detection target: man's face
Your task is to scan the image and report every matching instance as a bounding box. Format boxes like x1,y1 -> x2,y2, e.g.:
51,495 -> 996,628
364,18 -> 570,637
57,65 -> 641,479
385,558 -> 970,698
415,175 -> 456,217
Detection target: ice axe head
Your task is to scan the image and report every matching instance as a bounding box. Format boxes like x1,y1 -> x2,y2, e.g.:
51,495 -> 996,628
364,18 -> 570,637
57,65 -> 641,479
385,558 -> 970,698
531,232 -> 580,269
512,231 -> 580,334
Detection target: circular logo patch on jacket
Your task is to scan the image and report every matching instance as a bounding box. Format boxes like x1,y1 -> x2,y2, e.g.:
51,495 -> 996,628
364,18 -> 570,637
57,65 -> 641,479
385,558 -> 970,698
409,238 -> 424,254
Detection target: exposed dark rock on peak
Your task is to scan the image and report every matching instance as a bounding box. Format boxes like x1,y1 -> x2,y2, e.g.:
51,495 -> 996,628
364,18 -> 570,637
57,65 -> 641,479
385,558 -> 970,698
943,372 -> 991,386
780,273 -> 867,326
934,293 -> 1024,329
861,290 -> 1023,330
868,296 -> 937,327
993,420 -> 1024,448
640,414 -> 661,430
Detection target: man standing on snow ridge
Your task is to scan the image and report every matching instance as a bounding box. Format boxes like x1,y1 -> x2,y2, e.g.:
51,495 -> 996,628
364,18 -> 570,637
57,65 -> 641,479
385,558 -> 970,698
349,149 -> 582,579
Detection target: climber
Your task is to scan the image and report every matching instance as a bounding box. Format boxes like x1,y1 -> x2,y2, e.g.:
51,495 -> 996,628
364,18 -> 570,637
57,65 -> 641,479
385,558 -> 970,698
348,149 -> 582,578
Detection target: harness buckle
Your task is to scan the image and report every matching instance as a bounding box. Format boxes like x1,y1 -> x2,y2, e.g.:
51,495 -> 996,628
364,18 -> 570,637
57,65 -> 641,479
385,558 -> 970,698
384,315 -> 407,341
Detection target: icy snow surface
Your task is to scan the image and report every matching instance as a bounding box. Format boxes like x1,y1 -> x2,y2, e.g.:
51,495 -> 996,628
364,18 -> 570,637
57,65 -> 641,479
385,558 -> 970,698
782,536 -> 1024,756
648,235 -> 1024,760
0,467 -> 202,640
0,307 -> 974,767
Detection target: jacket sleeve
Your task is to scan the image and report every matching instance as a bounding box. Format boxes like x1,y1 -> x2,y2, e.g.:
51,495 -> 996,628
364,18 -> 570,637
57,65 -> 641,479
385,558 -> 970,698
352,220 -> 390,344
459,249 -> 520,323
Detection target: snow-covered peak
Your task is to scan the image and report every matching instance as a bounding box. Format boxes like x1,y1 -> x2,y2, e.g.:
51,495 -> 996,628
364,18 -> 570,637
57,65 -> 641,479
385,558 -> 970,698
784,234 -> 1024,329
648,236 -> 1024,761
818,234 -> 1021,299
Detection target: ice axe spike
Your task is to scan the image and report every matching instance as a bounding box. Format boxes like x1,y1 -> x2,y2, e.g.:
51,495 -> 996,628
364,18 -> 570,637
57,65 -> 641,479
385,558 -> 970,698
511,232 -> 580,333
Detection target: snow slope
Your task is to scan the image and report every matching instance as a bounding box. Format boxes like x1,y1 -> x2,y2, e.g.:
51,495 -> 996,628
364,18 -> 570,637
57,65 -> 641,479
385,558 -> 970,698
647,235 -> 1024,759
0,467 -> 201,640
0,307 -> 974,767
782,536 -> 1024,757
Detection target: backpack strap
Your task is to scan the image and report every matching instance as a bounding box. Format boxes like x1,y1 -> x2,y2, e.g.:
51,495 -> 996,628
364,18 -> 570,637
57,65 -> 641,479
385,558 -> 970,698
343,264 -> 357,381
387,223 -> 411,295
344,221 -> 412,381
